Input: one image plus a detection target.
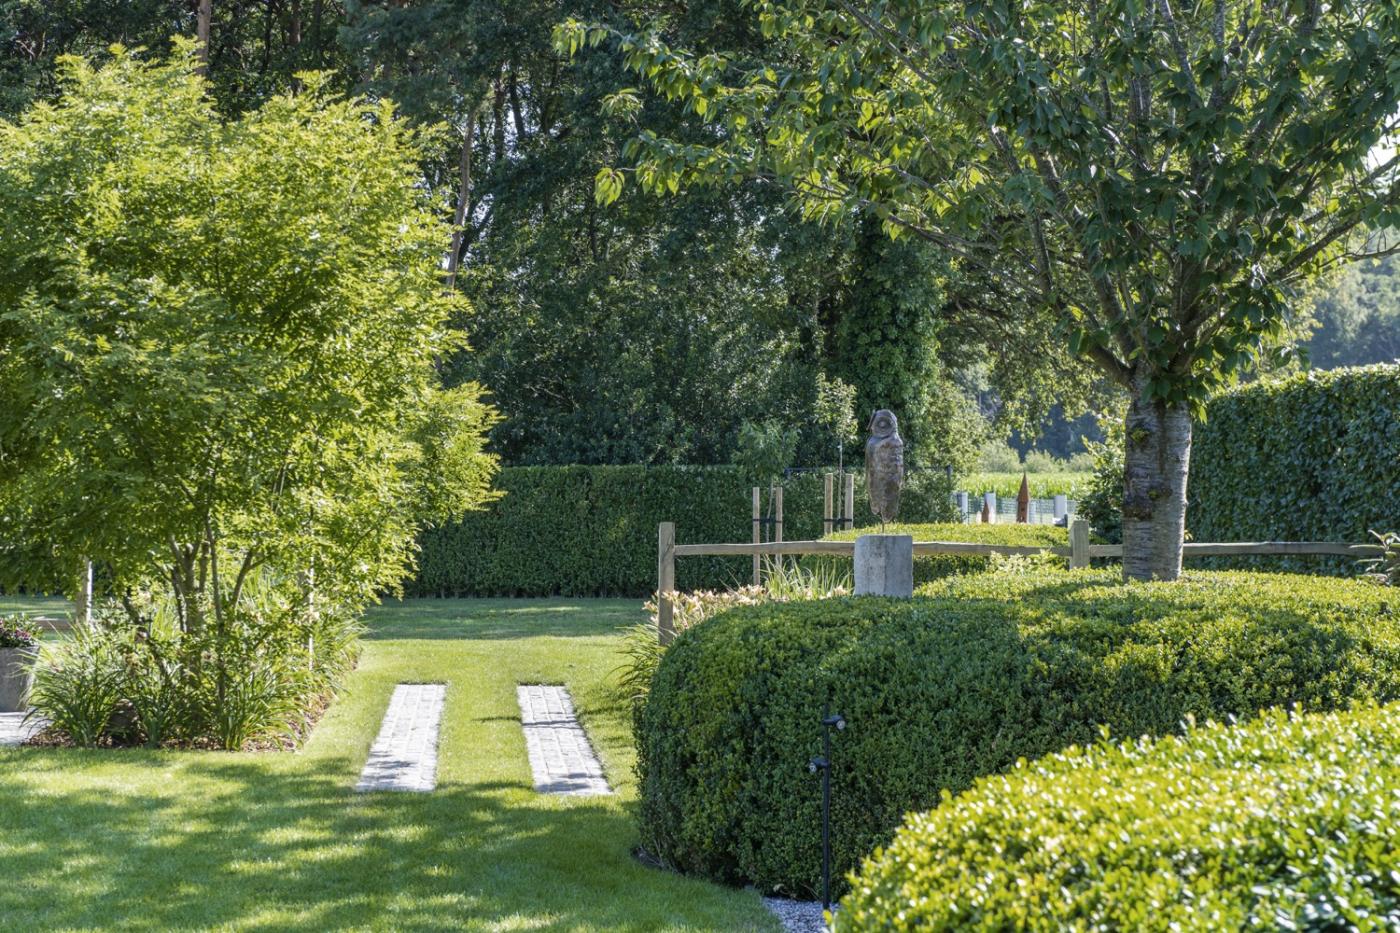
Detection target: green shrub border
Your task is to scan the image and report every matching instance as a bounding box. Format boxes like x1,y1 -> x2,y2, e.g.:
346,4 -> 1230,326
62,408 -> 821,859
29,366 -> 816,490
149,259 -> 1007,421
410,466 -> 956,597
636,569 -> 1400,898
1188,364 -> 1400,572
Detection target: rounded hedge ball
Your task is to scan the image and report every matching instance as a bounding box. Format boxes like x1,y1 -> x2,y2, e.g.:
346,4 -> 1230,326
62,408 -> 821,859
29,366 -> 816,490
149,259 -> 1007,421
635,570 -> 1400,898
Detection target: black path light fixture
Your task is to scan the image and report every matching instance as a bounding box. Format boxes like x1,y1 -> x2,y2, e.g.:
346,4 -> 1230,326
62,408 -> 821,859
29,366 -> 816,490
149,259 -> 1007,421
808,706 -> 846,913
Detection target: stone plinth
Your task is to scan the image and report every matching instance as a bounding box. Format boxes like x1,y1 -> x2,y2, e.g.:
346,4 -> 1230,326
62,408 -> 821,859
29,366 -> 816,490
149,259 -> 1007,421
854,534 -> 914,598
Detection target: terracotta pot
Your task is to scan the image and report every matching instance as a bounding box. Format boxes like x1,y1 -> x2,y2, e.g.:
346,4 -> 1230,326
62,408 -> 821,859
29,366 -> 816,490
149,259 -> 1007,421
0,646 -> 37,712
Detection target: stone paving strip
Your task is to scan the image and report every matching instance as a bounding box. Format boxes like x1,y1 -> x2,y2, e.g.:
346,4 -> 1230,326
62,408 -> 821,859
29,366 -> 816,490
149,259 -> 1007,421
0,711 -> 48,747
356,683 -> 446,793
516,684 -> 612,796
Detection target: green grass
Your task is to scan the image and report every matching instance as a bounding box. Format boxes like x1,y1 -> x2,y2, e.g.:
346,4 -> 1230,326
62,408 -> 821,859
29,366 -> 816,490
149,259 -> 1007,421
0,596 -> 778,931
957,471 -> 1091,499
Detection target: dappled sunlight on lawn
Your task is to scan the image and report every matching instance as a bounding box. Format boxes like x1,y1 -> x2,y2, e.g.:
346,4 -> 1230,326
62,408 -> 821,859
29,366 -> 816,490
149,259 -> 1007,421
0,599 -> 775,932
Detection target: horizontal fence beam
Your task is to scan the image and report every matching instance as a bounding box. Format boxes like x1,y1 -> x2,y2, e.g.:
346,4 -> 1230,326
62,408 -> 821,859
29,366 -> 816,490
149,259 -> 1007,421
675,539 -> 1380,560
1089,542 -> 1380,558
674,540 -> 1074,558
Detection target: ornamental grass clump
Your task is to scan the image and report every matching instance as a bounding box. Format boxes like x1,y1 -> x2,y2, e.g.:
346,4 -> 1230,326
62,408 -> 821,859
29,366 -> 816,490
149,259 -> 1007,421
637,569 -> 1400,898
839,703 -> 1400,931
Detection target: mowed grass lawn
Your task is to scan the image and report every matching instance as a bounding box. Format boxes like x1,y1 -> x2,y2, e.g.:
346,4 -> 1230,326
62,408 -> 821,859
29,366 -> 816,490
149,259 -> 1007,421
0,598 -> 779,931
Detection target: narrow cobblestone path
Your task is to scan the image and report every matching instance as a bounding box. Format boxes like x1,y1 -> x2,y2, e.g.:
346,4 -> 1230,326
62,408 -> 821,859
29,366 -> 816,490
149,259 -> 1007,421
355,684 -> 446,792
516,684 -> 612,796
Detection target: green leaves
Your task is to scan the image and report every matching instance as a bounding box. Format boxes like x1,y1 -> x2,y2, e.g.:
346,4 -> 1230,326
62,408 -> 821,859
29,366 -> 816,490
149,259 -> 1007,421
594,166 -> 626,206
571,0 -> 1400,419
641,568 -> 1400,900
842,700 -> 1400,931
0,48 -> 499,614
1189,364 -> 1400,568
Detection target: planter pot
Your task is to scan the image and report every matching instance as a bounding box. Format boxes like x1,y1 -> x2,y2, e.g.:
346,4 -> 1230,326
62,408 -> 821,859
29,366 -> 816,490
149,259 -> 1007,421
0,646 -> 37,712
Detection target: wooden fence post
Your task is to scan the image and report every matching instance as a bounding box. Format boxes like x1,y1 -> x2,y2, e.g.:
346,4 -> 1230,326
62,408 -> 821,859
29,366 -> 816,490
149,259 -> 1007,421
751,486 -> 762,585
1069,519 -> 1090,569
843,472 -> 855,532
823,473 -> 834,536
774,486 -> 784,544
657,522 -> 676,645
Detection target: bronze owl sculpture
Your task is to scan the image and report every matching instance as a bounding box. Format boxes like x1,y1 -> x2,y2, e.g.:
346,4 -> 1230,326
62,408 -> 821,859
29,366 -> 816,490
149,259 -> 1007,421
865,409 -> 904,530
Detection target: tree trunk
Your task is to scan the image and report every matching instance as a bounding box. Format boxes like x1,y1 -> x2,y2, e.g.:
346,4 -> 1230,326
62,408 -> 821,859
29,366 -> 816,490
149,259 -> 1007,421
444,115 -> 477,291
196,0 -> 213,75
1120,380 -> 1192,582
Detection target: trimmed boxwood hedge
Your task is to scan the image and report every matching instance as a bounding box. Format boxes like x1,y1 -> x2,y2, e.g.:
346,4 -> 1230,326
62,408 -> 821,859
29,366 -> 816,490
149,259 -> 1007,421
839,702 -> 1400,931
637,570 -> 1400,898
812,521 -> 1068,582
1188,364 -> 1400,572
409,465 -> 955,597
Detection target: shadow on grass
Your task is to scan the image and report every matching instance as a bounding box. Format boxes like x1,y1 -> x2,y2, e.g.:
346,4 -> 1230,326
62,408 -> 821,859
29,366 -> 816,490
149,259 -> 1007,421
364,598 -> 646,641
0,753 -> 765,931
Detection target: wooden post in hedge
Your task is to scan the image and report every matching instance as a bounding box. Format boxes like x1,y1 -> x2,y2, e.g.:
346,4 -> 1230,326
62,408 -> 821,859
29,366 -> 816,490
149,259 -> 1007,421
752,487 -> 762,585
1069,519 -> 1091,569
843,472 -> 855,532
775,486 -> 784,544
657,522 -> 676,645
823,473 -> 834,536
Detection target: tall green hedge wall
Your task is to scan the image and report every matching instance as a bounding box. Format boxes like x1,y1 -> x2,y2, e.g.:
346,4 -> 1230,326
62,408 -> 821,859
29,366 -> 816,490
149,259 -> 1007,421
1188,364 -> 1400,571
410,466 -> 956,597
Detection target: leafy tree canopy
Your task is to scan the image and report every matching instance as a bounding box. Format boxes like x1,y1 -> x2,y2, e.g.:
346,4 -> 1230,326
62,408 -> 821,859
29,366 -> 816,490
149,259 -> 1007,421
558,0 -> 1400,578
0,45 -> 499,611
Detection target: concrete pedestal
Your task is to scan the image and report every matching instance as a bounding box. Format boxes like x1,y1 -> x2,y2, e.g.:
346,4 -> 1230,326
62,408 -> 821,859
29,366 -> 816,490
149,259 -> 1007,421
854,534 -> 914,598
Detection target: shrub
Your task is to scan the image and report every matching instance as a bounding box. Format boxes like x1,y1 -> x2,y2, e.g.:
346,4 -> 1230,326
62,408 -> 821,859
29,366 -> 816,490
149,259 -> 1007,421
809,522 -> 1067,583
1077,416 -> 1125,544
839,702 -> 1400,931
1362,530 -> 1400,585
623,561 -> 852,710
1188,364 -> 1400,572
411,466 -> 956,597
636,570 -> 1400,898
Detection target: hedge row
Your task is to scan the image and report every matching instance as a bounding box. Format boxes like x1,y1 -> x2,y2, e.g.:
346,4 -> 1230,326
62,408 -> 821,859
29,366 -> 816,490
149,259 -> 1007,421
636,569 -> 1400,898
840,703 -> 1400,930
1189,364 -> 1400,571
410,466 -> 955,597
808,522 -> 1068,582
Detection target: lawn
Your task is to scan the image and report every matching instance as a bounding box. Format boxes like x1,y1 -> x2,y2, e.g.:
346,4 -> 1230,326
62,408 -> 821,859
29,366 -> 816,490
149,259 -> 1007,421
0,597 -> 779,931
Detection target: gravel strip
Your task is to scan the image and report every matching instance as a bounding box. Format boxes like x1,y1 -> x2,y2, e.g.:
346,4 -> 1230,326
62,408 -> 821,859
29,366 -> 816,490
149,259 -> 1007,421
762,897 -> 833,933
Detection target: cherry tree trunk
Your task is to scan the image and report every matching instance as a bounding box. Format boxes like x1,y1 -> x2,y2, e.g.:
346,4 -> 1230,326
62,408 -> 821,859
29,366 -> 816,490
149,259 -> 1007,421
1120,387 -> 1192,582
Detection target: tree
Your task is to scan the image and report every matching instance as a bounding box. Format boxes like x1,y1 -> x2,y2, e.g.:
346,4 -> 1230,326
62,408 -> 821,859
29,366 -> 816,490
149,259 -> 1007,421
560,0 -> 1400,579
1304,245 -> 1400,368
0,46 -> 498,627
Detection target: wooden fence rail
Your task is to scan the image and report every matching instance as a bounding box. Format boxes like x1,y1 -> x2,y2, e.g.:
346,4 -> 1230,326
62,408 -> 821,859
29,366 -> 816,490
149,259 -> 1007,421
654,520 -> 1382,644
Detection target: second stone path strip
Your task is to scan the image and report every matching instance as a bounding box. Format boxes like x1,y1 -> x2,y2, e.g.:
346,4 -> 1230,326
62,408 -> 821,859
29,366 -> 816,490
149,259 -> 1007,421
516,684 -> 613,796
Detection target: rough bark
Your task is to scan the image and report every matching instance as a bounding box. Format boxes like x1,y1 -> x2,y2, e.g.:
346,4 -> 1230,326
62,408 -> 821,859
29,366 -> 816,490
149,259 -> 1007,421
1120,380 -> 1193,581
196,0 -> 213,75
